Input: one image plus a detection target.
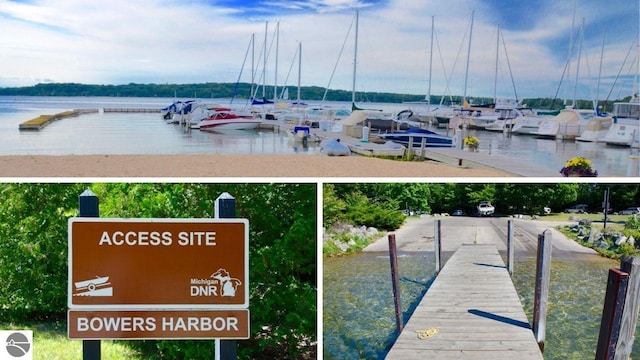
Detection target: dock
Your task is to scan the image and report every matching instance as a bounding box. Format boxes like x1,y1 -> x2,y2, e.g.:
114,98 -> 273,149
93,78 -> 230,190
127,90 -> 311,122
18,108 -> 159,130
385,244 -> 543,359
419,148 -> 561,177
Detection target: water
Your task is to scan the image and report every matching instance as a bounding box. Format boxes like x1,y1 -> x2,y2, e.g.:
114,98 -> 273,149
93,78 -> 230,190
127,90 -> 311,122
0,96 -> 322,155
0,96 -> 636,175
323,251 -> 640,359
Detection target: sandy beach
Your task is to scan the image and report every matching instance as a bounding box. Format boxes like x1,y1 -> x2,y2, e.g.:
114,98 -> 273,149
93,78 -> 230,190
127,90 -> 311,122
0,154 -> 514,178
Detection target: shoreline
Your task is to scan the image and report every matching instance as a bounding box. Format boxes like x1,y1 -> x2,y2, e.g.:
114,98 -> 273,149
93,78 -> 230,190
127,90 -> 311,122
0,154 -> 515,178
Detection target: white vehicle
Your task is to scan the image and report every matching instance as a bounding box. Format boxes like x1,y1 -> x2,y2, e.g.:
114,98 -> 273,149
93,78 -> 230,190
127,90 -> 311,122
477,201 -> 495,216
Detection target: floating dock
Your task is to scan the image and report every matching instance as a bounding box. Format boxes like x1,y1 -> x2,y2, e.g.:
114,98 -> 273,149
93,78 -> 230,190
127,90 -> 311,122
385,244 -> 543,359
19,108 -> 160,130
18,110 -> 85,130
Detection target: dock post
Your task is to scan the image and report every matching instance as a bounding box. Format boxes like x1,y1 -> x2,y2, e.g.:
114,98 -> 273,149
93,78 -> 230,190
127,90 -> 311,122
420,137 -> 426,159
79,190 -> 101,360
595,268 -> 629,359
614,256 -> 640,358
434,220 -> 442,273
507,220 -> 514,275
407,136 -> 414,159
388,234 -> 403,334
532,229 -> 552,351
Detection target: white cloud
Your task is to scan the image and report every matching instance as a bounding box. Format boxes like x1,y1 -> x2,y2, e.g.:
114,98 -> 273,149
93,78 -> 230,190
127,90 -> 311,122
0,0 -> 636,99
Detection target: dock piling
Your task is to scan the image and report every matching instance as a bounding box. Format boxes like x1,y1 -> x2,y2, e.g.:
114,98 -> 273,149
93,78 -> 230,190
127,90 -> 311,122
533,229 -> 552,351
595,268 -> 629,359
388,234 -> 403,334
507,220 -> 514,275
434,219 -> 442,273
613,256 -> 640,358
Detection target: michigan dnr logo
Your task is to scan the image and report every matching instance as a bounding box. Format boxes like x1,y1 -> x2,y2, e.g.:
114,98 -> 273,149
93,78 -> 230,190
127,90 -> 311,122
190,268 -> 242,297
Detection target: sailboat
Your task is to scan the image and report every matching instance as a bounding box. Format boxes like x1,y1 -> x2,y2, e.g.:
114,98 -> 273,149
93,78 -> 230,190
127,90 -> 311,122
334,11 -> 398,133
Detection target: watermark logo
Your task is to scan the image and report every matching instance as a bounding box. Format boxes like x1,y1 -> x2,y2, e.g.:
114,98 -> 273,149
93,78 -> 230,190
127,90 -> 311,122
1,331 -> 32,360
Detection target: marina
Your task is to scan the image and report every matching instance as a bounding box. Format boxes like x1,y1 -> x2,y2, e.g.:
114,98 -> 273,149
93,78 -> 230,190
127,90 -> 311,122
2,96 -> 640,176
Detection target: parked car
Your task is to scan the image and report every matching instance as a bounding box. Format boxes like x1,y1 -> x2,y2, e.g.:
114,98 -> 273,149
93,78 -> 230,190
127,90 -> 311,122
452,209 -> 465,216
542,207 -> 551,215
477,201 -> 495,216
564,204 -> 589,214
619,207 -> 640,215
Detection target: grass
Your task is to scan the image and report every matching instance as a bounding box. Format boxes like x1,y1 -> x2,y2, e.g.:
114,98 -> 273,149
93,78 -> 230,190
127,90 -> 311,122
537,212 -> 631,224
1,320 -> 143,360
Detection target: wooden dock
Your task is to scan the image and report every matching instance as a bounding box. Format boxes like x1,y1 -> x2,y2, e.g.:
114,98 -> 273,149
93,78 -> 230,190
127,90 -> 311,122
385,244 -> 543,359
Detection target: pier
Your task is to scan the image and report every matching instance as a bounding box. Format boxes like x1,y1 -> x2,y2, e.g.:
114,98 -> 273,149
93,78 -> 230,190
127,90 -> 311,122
18,108 -> 160,130
385,244 -> 543,359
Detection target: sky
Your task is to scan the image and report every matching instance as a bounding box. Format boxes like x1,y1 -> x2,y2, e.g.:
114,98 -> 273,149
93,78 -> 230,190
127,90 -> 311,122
0,0 -> 638,100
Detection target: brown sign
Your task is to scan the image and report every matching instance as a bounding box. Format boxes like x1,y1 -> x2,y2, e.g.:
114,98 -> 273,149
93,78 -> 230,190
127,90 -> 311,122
68,310 -> 250,339
68,218 -> 248,309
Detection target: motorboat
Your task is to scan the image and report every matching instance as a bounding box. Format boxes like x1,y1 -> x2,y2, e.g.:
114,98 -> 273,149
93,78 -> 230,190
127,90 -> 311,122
532,108 -> 610,140
192,110 -> 260,131
377,128 -> 453,148
575,116 -> 613,142
600,94 -> 640,147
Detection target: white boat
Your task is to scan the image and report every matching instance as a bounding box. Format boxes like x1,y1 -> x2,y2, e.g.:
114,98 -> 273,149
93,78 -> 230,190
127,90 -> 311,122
74,276 -> 110,291
600,94 -> 640,146
575,116 -> 613,142
192,110 -> 260,131
532,108 -> 609,140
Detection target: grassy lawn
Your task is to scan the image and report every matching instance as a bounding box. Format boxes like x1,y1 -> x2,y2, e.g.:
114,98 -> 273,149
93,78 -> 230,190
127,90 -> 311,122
1,320 -> 143,360
539,212 -> 631,225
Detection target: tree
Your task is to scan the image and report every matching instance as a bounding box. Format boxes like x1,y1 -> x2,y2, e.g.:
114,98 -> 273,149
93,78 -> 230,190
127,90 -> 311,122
0,183 -> 316,359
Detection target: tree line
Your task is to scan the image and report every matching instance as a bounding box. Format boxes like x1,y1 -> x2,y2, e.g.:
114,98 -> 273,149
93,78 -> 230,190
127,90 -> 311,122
324,183 -> 640,228
0,82 -> 631,111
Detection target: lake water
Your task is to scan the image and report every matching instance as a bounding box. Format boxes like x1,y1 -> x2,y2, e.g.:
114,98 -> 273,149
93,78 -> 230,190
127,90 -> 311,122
0,96 -> 637,175
0,96 -> 322,155
323,251 -> 640,359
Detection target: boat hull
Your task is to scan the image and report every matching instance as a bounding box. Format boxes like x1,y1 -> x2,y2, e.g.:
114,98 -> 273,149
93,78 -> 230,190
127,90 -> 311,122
378,129 -> 453,148
198,119 -> 261,131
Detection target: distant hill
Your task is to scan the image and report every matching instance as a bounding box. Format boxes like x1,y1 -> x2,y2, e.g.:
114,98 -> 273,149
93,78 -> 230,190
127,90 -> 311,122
0,82 -> 630,111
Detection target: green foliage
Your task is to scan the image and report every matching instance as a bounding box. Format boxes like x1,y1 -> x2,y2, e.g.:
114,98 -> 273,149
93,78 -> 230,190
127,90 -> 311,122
0,183 -> 86,318
0,183 -> 316,359
1,82 -> 629,109
322,184 -> 346,228
342,192 -> 404,231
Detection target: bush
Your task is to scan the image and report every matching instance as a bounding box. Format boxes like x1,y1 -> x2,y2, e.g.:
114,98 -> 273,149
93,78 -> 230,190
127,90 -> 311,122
343,193 -> 404,231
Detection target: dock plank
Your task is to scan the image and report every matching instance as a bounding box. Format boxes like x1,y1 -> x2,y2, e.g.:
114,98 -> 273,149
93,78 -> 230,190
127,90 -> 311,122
385,244 -> 543,359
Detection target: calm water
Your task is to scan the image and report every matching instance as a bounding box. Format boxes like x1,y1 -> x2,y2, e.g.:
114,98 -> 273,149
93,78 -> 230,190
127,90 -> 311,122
0,96 -> 636,175
323,251 -> 640,359
0,96 -> 321,155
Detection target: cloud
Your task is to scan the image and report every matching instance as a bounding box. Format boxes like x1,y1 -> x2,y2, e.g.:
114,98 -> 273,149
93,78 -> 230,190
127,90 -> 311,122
0,0 -> 636,99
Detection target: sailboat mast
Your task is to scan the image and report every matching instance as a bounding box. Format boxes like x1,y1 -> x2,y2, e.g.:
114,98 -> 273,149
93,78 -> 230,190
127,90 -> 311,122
263,21 -> 268,101
493,24 -> 500,104
595,29 -> 605,113
572,18 -> 584,108
463,10 -> 474,102
427,16 -> 434,104
274,21 -> 279,104
251,33 -> 255,101
565,0 -> 577,107
352,10 -> 359,106
297,42 -> 302,104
